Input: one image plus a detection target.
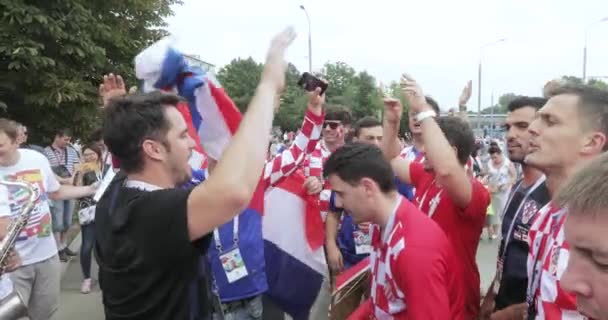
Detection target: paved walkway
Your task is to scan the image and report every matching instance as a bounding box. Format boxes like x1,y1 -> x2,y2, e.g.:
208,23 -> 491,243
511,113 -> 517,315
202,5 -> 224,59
54,235 -> 500,319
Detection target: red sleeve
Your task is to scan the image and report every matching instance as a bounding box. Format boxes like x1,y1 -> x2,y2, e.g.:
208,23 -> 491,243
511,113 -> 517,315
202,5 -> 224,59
394,246 -> 452,320
346,298 -> 373,320
112,155 -> 120,169
461,179 -> 491,219
408,161 -> 426,190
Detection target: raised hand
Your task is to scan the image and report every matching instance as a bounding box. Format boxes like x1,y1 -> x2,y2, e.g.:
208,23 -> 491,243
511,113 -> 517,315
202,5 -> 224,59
383,98 -> 403,124
400,74 -> 429,113
99,74 -> 127,108
261,27 -> 297,93
307,85 -> 326,115
459,80 -> 473,107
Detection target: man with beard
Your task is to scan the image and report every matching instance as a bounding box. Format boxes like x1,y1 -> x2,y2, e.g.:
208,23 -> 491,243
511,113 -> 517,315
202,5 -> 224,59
94,28 -> 296,320
479,96 -> 550,320
525,84 -> 608,319
383,75 -> 490,320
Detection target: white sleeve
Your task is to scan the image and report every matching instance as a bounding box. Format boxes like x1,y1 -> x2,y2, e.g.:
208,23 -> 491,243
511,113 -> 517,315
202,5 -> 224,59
39,155 -> 60,193
0,185 -> 10,218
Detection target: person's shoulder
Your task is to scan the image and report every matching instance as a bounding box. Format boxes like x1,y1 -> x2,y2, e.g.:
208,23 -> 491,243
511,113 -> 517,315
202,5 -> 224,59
396,200 -> 445,243
19,148 -> 50,164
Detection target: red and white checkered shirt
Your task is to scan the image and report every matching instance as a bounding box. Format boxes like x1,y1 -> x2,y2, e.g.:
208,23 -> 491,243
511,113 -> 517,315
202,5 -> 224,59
369,201 -> 408,319
263,109 -> 324,188
303,140 -> 333,219
527,202 -> 585,320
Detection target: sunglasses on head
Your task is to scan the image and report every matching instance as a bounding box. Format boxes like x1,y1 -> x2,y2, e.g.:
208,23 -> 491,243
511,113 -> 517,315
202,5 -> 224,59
323,122 -> 341,130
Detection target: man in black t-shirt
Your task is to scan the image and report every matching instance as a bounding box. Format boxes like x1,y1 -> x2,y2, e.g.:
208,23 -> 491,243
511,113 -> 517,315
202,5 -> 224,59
94,28 -> 296,320
480,96 -> 551,319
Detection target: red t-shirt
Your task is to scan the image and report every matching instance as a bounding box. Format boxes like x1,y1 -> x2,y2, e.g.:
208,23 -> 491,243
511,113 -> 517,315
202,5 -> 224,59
348,197 -> 464,320
409,162 -> 489,320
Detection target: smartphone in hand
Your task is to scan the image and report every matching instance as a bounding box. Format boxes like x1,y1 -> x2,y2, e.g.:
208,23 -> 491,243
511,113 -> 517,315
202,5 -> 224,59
297,72 -> 328,95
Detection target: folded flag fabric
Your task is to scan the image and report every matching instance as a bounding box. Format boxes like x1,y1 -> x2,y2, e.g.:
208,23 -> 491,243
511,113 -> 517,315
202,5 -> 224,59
135,38 -> 328,319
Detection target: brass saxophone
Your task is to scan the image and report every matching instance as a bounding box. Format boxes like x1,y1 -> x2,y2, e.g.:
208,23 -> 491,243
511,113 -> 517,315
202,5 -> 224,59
0,179 -> 40,320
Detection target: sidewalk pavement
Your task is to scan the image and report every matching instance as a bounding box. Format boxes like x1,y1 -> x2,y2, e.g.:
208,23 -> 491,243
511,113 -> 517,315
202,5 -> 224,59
53,233 -> 501,319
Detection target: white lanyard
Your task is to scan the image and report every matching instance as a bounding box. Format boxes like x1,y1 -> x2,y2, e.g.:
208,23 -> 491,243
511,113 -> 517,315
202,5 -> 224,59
213,216 -> 239,252
417,180 -> 443,218
499,175 -> 546,260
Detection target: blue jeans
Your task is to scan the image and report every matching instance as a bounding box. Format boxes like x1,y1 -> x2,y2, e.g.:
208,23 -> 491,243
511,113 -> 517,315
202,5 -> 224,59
80,223 -> 95,279
213,295 -> 263,320
50,200 -> 74,233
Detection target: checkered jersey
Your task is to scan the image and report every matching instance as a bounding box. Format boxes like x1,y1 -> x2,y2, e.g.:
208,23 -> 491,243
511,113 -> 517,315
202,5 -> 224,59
263,109 -> 324,187
369,202 -> 408,319
303,140 -> 333,219
527,202 -> 584,320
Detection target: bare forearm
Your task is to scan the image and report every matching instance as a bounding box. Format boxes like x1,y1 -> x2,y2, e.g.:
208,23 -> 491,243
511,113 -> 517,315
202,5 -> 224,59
325,211 -> 340,246
382,118 -> 401,159
420,118 -> 461,176
49,185 -> 94,201
207,83 -> 276,202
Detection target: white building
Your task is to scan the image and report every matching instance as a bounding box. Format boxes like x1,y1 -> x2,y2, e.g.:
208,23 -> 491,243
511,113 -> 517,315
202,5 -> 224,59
183,54 -> 215,73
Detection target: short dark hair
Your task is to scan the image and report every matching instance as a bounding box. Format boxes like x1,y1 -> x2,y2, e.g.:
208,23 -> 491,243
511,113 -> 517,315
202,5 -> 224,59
353,116 -> 381,137
488,145 -> 502,155
102,91 -> 182,173
436,117 -> 475,165
507,96 -> 547,112
325,105 -> 352,125
549,84 -> 608,150
323,143 -> 395,193
425,96 -> 440,114
0,118 -> 19,142
55,128 -> 72,137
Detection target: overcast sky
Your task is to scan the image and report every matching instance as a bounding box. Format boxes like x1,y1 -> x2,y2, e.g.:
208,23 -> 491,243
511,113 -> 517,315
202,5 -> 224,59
165,0 -> 608,111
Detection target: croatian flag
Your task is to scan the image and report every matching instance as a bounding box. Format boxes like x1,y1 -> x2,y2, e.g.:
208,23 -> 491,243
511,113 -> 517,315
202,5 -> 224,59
263,172 -> 328,319
135,38 -> 326,319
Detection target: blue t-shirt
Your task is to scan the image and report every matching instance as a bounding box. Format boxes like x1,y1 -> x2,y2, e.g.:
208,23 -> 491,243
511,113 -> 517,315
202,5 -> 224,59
184,168 -> 267,303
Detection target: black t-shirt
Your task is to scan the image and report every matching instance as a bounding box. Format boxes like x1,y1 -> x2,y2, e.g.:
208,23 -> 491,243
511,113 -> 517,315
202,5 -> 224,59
495,180 -> 550,310
95,173 -> 212,320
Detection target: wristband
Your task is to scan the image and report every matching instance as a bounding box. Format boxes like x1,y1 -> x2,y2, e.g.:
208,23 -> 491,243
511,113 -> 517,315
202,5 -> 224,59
415,110 -> 437,123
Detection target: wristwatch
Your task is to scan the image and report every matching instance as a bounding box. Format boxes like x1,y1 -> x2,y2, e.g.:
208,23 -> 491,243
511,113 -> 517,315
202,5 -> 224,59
415,110 -> 437,123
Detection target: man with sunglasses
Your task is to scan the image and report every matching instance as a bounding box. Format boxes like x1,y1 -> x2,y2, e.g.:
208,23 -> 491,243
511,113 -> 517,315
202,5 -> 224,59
16,124 -> 45,155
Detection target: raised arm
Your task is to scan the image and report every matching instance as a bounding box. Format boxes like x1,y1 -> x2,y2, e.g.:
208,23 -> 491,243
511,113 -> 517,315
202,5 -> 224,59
381,98 -> 404,160
262,87 -> 325,187
186,28 -> 296,240
401,74 -> 472,209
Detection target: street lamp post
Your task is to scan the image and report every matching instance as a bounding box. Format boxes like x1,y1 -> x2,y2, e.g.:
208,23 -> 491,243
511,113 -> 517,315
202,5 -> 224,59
300,5 -> 312,73
583,17 -> 608,82
477,38 -> 506,132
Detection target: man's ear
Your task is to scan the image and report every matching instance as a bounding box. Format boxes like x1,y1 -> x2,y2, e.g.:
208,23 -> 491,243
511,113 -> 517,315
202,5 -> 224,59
142,139 -> 164,161
582,132 -> 607,156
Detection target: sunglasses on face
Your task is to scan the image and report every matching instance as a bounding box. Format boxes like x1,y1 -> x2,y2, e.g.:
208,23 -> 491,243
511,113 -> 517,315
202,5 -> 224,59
323,122 -> 341,130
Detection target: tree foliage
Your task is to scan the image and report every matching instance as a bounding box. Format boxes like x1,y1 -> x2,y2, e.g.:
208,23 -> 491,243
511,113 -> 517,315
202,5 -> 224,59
0,0 -> 181,145
217,59 -> 385,131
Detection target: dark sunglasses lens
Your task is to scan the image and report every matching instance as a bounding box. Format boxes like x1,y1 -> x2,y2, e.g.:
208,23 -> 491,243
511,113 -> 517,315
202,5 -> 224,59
324,122 -> 339,129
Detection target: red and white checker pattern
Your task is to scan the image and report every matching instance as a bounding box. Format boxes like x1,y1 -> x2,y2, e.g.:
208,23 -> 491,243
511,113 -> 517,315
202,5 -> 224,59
527,202 -> 585,320
263,110 -> 324,187
369,213 -> 407,319
303,140 -> 333,219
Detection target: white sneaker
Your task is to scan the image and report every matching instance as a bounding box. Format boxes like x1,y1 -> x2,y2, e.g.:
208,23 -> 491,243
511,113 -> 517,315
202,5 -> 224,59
81,279 -> 92,294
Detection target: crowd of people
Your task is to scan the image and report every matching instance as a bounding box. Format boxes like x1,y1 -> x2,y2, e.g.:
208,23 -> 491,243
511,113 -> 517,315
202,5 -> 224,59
0,26 -> 607,320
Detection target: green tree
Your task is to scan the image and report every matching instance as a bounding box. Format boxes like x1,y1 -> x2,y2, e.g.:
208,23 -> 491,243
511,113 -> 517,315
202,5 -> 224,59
350,71 -> 382,119
0,0 -> 181,145
481,92 -> 517,114
560,75 -> 608,89
321,61 -> 356,101
216,57 -> 263,112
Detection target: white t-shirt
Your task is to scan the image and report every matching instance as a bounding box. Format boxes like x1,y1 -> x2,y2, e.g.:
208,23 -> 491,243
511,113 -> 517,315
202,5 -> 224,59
0,149 -> 60,266
0,184 -> 13,300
